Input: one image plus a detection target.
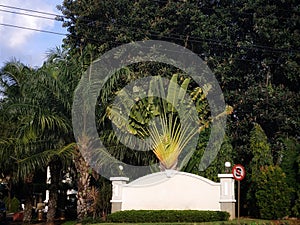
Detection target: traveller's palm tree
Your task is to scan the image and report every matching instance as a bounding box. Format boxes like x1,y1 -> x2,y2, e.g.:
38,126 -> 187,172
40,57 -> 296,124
106,73 -> 212,171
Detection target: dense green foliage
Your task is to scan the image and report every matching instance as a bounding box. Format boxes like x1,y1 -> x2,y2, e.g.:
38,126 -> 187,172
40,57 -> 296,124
247,123 -> 274,216
107,210 -> 230,223
280,138 -> 300,217
4,196 -> 20,213
184,135 -> 235,182
0,55 -> 79,222
58,0 -> 300,176
254,166 -> 292,220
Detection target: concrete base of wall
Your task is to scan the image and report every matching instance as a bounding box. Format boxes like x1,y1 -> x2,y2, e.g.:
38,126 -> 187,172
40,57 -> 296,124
111,201 -> 122,213
220,202 -> 235,219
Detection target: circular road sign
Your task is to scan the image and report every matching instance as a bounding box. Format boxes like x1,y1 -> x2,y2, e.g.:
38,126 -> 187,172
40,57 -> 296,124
232,164 -> 246,181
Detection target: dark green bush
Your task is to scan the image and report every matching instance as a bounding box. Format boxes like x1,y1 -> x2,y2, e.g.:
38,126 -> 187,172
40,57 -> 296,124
4,197 -> 20,213
255,165 -> 292,219
107,210 -> 230,223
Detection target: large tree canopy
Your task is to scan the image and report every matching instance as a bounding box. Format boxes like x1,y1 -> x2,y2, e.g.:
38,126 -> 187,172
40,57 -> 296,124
58,0 -> 300,165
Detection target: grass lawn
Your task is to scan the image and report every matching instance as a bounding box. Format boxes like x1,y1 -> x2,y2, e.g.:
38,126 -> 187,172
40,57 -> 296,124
62,218 -> 300,225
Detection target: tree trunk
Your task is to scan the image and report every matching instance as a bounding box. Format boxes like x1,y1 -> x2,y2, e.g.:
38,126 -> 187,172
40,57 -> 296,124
23,174 -> 33,223
74,150 -> 92,221
23,200 -> 32,223
47,191 -> 57,224
47,157 -> 62,223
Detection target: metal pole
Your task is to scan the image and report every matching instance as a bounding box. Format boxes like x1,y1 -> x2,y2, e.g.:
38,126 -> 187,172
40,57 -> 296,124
238,180 -> 240,225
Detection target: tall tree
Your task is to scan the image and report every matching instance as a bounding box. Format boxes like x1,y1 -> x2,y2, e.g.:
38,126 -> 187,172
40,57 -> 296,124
0,53 -> 78,222
58,0 -> 300,156
0,60 -> 38,222
247,123 -> 274,216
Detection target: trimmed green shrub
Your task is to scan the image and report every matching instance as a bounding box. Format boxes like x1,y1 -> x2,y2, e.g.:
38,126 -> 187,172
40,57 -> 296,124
107,210 -> 230,223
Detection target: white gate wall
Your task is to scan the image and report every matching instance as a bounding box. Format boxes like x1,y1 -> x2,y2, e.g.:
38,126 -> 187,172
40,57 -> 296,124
122,171 -> 220,210
110,171 -> 236,219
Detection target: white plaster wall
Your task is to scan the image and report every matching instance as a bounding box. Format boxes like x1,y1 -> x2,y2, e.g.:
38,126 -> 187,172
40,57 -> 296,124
121,171 -> 221,211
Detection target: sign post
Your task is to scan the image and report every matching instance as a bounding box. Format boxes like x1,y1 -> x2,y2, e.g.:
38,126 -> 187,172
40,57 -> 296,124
232,164 -> 246,225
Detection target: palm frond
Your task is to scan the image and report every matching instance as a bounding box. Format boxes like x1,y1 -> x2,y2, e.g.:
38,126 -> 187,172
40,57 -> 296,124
16,142 -> 76,179
148,112 -> 198,169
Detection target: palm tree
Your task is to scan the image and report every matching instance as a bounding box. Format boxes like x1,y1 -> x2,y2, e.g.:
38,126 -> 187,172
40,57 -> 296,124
44,45 -> 107,221
0,60 -> 38,222
105,73 -> 211,171
19,53 -> 77,223
0,56 -> 77,223
43,45 -> 103,221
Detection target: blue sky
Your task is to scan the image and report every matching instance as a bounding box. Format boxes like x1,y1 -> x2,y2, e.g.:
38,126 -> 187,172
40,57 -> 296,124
0,0 -> 66,68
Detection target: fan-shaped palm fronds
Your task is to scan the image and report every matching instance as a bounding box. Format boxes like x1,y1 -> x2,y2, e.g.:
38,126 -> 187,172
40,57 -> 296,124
105,73 -> 209,170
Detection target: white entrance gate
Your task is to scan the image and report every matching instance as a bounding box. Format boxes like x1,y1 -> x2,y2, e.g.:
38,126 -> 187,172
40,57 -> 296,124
110,170 -> 236,219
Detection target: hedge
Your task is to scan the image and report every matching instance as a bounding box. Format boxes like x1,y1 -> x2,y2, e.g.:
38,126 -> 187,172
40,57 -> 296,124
107,210 -> 230,223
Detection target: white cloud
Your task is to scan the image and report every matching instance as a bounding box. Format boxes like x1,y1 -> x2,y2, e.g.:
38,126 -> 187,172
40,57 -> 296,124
0,0 -> 64,67
0,0 -> 56,48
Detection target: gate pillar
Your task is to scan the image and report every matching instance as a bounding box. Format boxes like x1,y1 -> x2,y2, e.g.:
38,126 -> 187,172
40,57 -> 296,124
218,174 -> 236,219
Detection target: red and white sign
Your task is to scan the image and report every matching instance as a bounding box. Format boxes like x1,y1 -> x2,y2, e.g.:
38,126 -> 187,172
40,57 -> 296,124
232,164 -> 246,181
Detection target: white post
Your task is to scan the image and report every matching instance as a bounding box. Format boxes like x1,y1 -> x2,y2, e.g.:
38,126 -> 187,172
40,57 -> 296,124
110,177 -> 129,213
218,174 -> 236,219
45,166 -> 51,203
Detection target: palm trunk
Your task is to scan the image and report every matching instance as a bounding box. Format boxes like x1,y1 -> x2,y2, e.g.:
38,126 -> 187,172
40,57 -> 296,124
23,200 -> 33,223
23,174 -> 33,223
47,157 -> 62,223
47,191 -> 57,224
74,150 -> 92,221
